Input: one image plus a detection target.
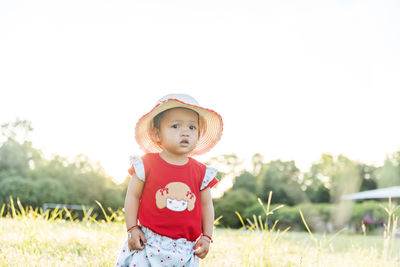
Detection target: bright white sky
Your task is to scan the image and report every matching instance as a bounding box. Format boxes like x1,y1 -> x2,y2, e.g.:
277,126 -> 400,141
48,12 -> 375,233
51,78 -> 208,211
1,0 -> 400,184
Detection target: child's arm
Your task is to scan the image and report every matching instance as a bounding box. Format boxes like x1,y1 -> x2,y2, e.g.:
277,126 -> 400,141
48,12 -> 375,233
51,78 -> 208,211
125,173 -> 146,251
194,188 -> 214,259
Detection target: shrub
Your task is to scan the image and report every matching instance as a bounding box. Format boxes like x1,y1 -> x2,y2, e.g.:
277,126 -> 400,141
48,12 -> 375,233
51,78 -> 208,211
0,177 -> 39,206
214,189 -> 259,228
34,178 -> 68,206
236,201 -> 400,233
103,188 -> 124,210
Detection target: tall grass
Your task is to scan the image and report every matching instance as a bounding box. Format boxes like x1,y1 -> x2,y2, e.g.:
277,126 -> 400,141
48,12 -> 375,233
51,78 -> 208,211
0,196 -> 124,223
381,197 -> 399,262
0,197 -> 124,266
233,192 -> 400,267
236,192 -> 289,233
1,196 -> 400,266
297,198 -> 400,267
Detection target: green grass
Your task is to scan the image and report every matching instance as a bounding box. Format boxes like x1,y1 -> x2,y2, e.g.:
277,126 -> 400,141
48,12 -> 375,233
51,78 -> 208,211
1,195 -> 399,266
0,217 -> 121,266
1,217 -> 399,267
205,229 -> 400,267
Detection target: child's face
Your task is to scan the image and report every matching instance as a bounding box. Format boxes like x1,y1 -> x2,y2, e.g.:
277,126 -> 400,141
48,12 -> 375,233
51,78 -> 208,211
166,198 -> 188,212
154,108 -> 199,156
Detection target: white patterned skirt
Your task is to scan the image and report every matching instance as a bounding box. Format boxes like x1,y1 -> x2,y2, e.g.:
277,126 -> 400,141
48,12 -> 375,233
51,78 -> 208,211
115,226 -> 200,267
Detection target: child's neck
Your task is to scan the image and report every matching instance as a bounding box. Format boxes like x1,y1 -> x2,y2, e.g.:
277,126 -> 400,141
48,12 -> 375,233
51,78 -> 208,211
159,150 -> 189,166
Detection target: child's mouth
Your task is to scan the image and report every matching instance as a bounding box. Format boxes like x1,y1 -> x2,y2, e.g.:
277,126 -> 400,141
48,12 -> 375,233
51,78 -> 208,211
180,140 -> 189,146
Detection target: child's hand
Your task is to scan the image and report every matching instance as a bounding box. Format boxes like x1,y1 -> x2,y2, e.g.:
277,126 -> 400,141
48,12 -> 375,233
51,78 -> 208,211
128,227 -> 147,251
193,237 -> 211,259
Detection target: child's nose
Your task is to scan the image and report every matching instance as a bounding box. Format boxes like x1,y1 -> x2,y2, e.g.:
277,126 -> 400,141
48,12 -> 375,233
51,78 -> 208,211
181,127 -> 190,136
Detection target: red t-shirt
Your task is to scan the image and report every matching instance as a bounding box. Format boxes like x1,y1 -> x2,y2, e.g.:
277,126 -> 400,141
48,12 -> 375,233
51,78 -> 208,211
128,153 -> 218,241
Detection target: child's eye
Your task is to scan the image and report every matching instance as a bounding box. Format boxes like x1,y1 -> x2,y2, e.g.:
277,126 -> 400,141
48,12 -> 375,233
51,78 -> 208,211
172,124 -> 179,129
189,125 -> 197,130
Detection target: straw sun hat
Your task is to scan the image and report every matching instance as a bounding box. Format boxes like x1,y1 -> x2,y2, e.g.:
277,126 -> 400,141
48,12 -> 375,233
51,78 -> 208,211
135,94 -> 223,156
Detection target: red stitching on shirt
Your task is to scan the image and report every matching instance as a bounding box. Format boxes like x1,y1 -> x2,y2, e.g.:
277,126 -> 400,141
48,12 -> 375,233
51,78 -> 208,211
160,188 -> 169,195
186,191 -> 194,199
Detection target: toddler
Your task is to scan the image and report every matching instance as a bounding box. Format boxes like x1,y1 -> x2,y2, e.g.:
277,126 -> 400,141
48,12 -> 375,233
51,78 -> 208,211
116,94 -> 223,267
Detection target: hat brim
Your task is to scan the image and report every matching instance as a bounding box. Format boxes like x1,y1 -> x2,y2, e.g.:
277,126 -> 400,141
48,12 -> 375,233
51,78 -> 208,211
135,99 -> 223,156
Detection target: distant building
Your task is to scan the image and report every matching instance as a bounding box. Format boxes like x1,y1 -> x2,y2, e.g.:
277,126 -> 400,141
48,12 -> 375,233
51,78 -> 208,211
342,186 -> 400,201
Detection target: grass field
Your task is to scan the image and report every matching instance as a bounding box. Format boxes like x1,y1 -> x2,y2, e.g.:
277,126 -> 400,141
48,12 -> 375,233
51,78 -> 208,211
1,216 -> 400,267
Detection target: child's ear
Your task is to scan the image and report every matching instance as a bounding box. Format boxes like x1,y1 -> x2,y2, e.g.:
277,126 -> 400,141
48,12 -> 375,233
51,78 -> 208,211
152,128 -> 161,143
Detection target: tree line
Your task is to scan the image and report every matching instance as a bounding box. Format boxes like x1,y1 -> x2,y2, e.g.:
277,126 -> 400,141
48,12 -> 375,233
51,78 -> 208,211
210,152 -> 400,228
0,119 -> 125,210
1,119 -> 399,229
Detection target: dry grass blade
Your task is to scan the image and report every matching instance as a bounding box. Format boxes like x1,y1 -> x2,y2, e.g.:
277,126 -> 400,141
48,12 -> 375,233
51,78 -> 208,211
270,204 -> 285,214
48,206 -> 62,222
0,203 -> 5,217
63,207 -> 75,222
82,205 -> 95,222
17,198 -> 26,217
266,191 -> 272,216
235,211 -> 246,229
281,226 -> 291,234
9,196 -> 18,217
253,215 -> 259,230
258,198 -> 267,215
246,218 -> 255,230
214,215 -> 223,226
258,215 -> 264,231
270,219 -> 279,232
299,209 -> 318,245
95,200 -> 111,223
107,207 -> 118,221
326,228 -> 346,244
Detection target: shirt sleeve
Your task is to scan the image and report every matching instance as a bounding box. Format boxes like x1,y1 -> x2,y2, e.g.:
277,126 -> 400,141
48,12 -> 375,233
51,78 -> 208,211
128,155 -> 145,181
200,166 -> 219,190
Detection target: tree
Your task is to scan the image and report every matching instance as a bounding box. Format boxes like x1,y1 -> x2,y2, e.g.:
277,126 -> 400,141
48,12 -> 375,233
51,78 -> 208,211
0,119 -> 124,209
306,154 -> 361,203
34,178 -> 68,205
358,163 -> 378,191
259,160 -> 306,205
376,155 -> 400,188
0,119 -> 33,144
251,153 -> 264,177
0,177 -> 39,206
302,157 -> 378,203
205,153 -> 244,178
330,155 -> 361,203
232,171 -> 257,193
0,139 -> 32,180
306,154 -> 361,229
0,119 -> 43,181
301,164 -> 331,203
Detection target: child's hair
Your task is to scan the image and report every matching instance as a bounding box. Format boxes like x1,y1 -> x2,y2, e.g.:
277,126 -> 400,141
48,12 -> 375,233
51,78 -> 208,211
152,108 -> 201,131
152,110 -> 167,130
155,182 -> 196,211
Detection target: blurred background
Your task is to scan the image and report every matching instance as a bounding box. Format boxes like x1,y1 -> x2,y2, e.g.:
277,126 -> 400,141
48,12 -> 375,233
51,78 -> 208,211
1,0 -> 400,232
